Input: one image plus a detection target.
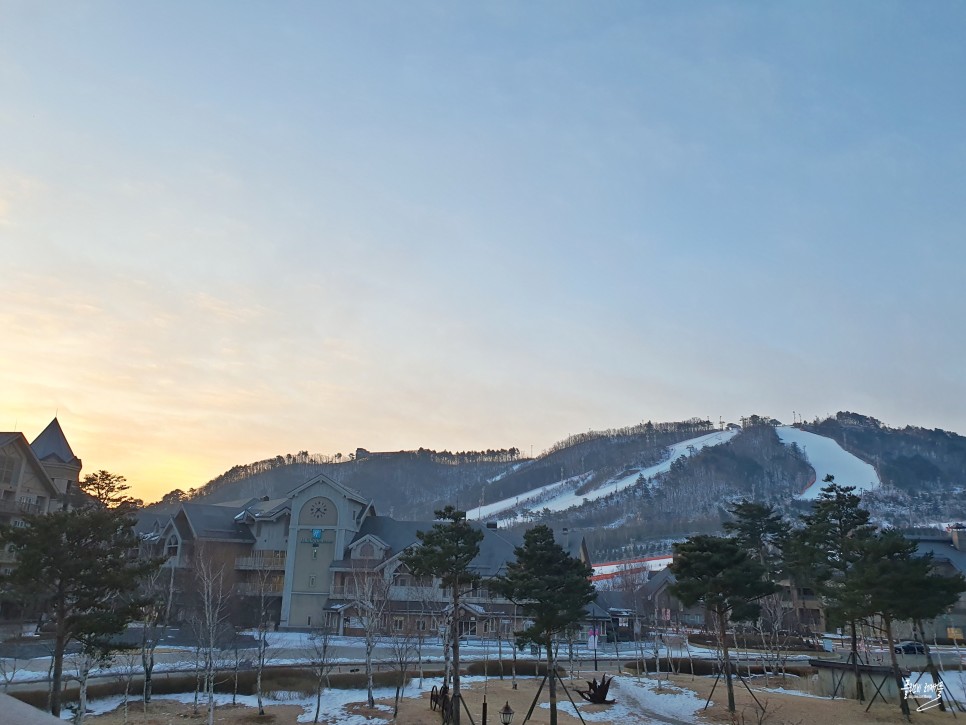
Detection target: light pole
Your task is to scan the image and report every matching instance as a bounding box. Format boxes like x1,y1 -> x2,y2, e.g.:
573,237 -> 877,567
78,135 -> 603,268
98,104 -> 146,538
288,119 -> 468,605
500,701 -> 514,725
588,626 -> 598,671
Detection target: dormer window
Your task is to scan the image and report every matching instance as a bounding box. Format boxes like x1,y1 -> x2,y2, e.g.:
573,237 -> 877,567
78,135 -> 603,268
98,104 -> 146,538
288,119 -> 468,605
360,543 -> 374,559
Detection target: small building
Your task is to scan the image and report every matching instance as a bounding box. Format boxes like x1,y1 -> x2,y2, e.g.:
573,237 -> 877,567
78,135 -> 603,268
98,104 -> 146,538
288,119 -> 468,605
900,529 -> 966,641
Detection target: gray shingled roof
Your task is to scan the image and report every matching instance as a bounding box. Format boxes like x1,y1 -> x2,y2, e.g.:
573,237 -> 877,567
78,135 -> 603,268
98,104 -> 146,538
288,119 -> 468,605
638,567 -> 676,602
0,432 -> 21,448
248,497 -> 290,518
181,503 -> 255,543
914,538 -> 966,575
30,418 -> 79,464
349,517 -> 553,578
134,512 -> 169,538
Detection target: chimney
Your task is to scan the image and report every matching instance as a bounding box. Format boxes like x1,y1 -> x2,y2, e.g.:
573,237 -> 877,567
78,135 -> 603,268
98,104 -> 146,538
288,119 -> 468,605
951,526 -> 964,552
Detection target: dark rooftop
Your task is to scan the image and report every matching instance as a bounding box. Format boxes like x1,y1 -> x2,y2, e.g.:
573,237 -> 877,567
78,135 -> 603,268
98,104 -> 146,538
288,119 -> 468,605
30,418 -> 80,465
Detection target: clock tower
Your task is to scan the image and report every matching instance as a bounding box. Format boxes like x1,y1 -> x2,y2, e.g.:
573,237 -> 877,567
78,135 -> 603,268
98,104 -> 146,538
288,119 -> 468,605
279,474 -> 372,628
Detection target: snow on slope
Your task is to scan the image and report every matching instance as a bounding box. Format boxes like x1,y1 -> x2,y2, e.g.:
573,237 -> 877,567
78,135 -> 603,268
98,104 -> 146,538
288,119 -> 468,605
776,426 -> 880,499
467,429 -> 738,522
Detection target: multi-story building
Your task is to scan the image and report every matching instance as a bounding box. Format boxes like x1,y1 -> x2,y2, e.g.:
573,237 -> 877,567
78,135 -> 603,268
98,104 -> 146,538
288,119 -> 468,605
0,419 -> 72,616
0,419 -> 75,525
145,472 -> 593,634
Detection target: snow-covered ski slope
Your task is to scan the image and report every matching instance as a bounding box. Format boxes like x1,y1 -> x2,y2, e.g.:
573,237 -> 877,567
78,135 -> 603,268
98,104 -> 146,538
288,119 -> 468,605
776,426 -> 880,499
467,429 -> 738,522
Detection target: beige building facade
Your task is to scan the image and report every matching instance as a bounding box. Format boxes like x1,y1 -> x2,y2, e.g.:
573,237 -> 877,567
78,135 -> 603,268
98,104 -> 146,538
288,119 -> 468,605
145,472 -> 593,635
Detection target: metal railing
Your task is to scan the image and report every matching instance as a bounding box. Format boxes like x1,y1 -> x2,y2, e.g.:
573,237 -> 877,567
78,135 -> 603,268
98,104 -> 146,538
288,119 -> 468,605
235,582 -> 284,596
0,498 -> 41,516
235,553 -> 287,570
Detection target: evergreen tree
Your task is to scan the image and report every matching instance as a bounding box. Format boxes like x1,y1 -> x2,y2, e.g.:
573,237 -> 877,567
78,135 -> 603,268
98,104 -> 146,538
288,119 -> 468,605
0,504 -> 161,716
724,500 -> 789,574
853,529 -> 966,719
495,525 -> 595,725
670,535 -> 776,713
785,479 -> 874,698
901,554 -> 966,711
80,469 -> 142,509
401,506 -> 483,725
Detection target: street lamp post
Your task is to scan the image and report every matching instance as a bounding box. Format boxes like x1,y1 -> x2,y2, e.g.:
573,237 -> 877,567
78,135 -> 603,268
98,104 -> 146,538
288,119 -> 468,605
588,626 -> 598,671
499,701 -> 514,725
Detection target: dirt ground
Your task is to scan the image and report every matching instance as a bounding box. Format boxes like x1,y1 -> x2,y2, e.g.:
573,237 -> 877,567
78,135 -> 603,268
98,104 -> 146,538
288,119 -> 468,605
83,671 -> 962,725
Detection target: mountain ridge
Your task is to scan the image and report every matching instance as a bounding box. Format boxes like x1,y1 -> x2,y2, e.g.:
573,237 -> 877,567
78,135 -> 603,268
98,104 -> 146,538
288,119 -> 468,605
150,412 -> 966,561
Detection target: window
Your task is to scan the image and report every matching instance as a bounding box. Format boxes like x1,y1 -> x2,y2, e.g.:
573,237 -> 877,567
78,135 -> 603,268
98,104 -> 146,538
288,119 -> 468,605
309,575 -> 316,587
359,543 -> 374,558
393,616 -> 404,631
0,456 -> 17,485
13,520 -> 26,528
416,619 -> 427,631
312,548 -> 318,560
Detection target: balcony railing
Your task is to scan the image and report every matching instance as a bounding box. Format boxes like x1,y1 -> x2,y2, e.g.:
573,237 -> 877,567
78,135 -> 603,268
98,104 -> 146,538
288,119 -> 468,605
235,553 -> 287,570
235,582 -> 284,596
0,499 -> 41,516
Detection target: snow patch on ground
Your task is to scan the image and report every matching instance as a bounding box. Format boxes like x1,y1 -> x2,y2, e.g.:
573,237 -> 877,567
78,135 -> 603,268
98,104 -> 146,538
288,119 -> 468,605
62,682 -> 433,724
756,685 -> 831,700
616,676 -> 707,722
525,675 -> 707,725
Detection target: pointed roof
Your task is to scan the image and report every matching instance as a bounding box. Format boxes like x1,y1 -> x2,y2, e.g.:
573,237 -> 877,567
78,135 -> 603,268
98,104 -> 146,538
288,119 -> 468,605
0,432 -> 61,498
30,418 -> 80,465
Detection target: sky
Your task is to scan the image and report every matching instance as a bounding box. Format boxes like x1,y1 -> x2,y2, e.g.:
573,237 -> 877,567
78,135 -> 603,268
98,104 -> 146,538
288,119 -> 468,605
2,2 -> 965,502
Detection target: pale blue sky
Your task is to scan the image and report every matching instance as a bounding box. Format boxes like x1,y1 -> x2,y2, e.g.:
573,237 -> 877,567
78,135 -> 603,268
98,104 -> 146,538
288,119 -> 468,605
2,2 -> 964,499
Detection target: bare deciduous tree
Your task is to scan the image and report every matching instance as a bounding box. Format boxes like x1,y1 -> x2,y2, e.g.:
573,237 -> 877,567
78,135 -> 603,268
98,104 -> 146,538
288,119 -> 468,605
139,564 -> 176,707
387,614 -> 419,717
250,557 -> 281,716
350,564 -> 392,708
192,544 -> 233,725
308,624 -> 336,724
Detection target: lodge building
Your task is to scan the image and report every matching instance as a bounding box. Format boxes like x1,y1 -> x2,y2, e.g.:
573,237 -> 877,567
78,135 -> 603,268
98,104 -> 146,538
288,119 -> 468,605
140,472 -> 592,634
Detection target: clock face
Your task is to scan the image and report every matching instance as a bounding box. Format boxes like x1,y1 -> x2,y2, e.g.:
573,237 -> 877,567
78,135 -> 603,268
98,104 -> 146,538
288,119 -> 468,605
310,501 -> 329,519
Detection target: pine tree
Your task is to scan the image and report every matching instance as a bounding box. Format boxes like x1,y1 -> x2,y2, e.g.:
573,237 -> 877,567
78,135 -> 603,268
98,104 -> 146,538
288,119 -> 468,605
401,506 -> 483,725
495,525 -> 595,725
724,500 -> 789,574
853,529 -> 966,719
901,553 -> 966,711
670,535 -> 776,713
0,505 -> 161,716
80,470 -> 142,509
785,479 -> 874,699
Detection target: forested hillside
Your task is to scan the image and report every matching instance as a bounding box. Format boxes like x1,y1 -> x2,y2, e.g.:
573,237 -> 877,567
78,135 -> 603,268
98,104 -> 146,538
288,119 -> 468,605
806,412 -> 966,491
149,413 -> 966,562
528,424 -> 814,561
